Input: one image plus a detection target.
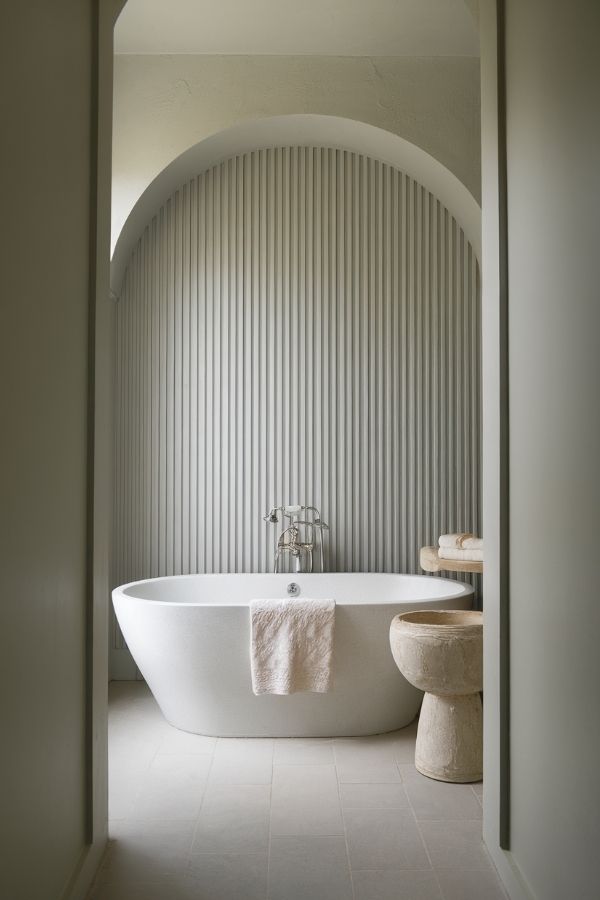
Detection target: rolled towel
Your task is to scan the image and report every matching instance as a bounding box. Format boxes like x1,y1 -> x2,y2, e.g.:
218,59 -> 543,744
438,547 -> 483,562
439,533 -> 483,550
250,598 -> 335,695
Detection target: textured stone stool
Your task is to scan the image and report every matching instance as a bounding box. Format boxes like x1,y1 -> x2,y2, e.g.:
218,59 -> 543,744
389,610 -> 483,783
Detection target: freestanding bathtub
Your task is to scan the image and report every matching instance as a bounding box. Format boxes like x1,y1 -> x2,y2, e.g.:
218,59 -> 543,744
112,573 -> 473,737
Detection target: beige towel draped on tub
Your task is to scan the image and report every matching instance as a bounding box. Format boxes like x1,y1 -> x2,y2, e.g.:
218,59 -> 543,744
250,598 -> 335,695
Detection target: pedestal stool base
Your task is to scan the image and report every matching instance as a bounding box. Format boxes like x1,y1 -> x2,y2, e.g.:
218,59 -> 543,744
415,691 -> 483,783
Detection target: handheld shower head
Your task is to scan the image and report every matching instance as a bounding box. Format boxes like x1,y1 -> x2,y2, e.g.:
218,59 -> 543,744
263,508 -> 280,524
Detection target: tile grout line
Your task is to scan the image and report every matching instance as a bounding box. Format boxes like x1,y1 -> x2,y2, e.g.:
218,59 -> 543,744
401,762 -> 446,900
108,707 -> 164,823
266,743 -> 275,900
402,778 -> 505,897
471,782 -> 484,807
333,741 -> 358,900
183,736 -> 218,881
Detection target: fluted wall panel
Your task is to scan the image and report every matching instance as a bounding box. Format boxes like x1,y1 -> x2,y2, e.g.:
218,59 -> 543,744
111,147 -> 481,675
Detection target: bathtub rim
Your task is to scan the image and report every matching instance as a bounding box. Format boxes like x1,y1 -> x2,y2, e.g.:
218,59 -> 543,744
112,571 -> 475,608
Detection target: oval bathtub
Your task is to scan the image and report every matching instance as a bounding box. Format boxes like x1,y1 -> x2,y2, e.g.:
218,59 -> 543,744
112,573 -> 474,737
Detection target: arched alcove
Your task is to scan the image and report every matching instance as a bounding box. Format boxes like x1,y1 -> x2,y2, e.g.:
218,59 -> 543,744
110,121 -> 481,674
111,115 -> 481,289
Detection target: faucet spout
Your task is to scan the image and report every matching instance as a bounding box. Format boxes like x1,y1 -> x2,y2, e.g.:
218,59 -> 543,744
263,504 -> 329,573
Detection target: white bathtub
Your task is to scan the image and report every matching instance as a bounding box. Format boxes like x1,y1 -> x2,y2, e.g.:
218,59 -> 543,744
112,573 -> 473,737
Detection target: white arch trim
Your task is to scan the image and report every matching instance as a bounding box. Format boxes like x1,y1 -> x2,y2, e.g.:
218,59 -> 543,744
111,114 -> 481,294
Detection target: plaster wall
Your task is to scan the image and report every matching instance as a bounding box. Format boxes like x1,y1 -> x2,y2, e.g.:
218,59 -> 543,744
504,1 -> 600,896
481,1 -> 600,897
0,1 -> 122,898
112,54 -> 481,250
0,2 -> 94,899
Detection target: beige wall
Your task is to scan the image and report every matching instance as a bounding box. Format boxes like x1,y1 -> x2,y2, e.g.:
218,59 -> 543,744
481,1 -> 600,898
0,1 -> 120,898
0,1 -> 93,898
112,54 -> 481,249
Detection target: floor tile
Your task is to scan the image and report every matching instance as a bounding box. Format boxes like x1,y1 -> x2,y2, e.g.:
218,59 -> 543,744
268,836 -> 352,900
352,869 -> 443,900
270,764 -> 343,836
334,735 -> 398,766
215,737 -> 274,758
391,721 -> 419,764
343,807 -> 430,869
108,695 -> 168,747
131,753 -> 211,819
102,686 -> 507,900
108,765 -> 146,821
109,698 -> 166,726
192,784 -> 271,853
336,762 -> 402,784
436,868 -> 508,900
158,726 -> 217,755
89,876 -> 199,900
274,738 -> 334,765
419,820 -> 492,869
209,738 -> 273,785
188,852 -> 268,900
108,722 -> 159,745
472,781 -> 484,804
399,766 -> 483,821
107,723 -> 159,819
340,783 -> 409,809
108,682 -> 161,722
98,820 -> 195,884
334,735 -> 402,783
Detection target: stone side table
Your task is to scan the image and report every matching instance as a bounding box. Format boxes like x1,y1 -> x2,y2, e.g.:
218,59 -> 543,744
389,610 -> 483,783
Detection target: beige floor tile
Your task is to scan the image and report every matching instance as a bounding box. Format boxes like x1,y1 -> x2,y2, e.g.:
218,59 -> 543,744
340,783 -> 409,809
192,784 -> 271,854
436,868 -> 508,900
271,764 -> 343,836
419,820 -> 492,869
158,726 -> 217,755
472,781 -> 484,805
400,766 -> 483,821
391,720 -> 419,764
132,753 -> 211,819
268,836 -> 352,900
89,876 -> 199,900
188,852 -> 268,899
352,869 -> 443,900
343,807 -> 430,869
209,738 -> 274,785
98,820 -> 194,884
334,735 -> 398,766
336,762 -> 402,784
273,737 -> 334,765
108,765 -> 147,821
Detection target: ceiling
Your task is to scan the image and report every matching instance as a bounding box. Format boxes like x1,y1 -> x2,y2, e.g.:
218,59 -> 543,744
115,0 -> 479,57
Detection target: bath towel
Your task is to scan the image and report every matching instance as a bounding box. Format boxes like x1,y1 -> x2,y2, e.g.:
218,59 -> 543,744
438,547 -> 484,561
439,533 -> 483,550
250,598 -> 335,695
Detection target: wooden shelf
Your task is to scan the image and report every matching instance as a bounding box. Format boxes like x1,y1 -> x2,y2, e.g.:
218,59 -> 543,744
420,546 -> 483,575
